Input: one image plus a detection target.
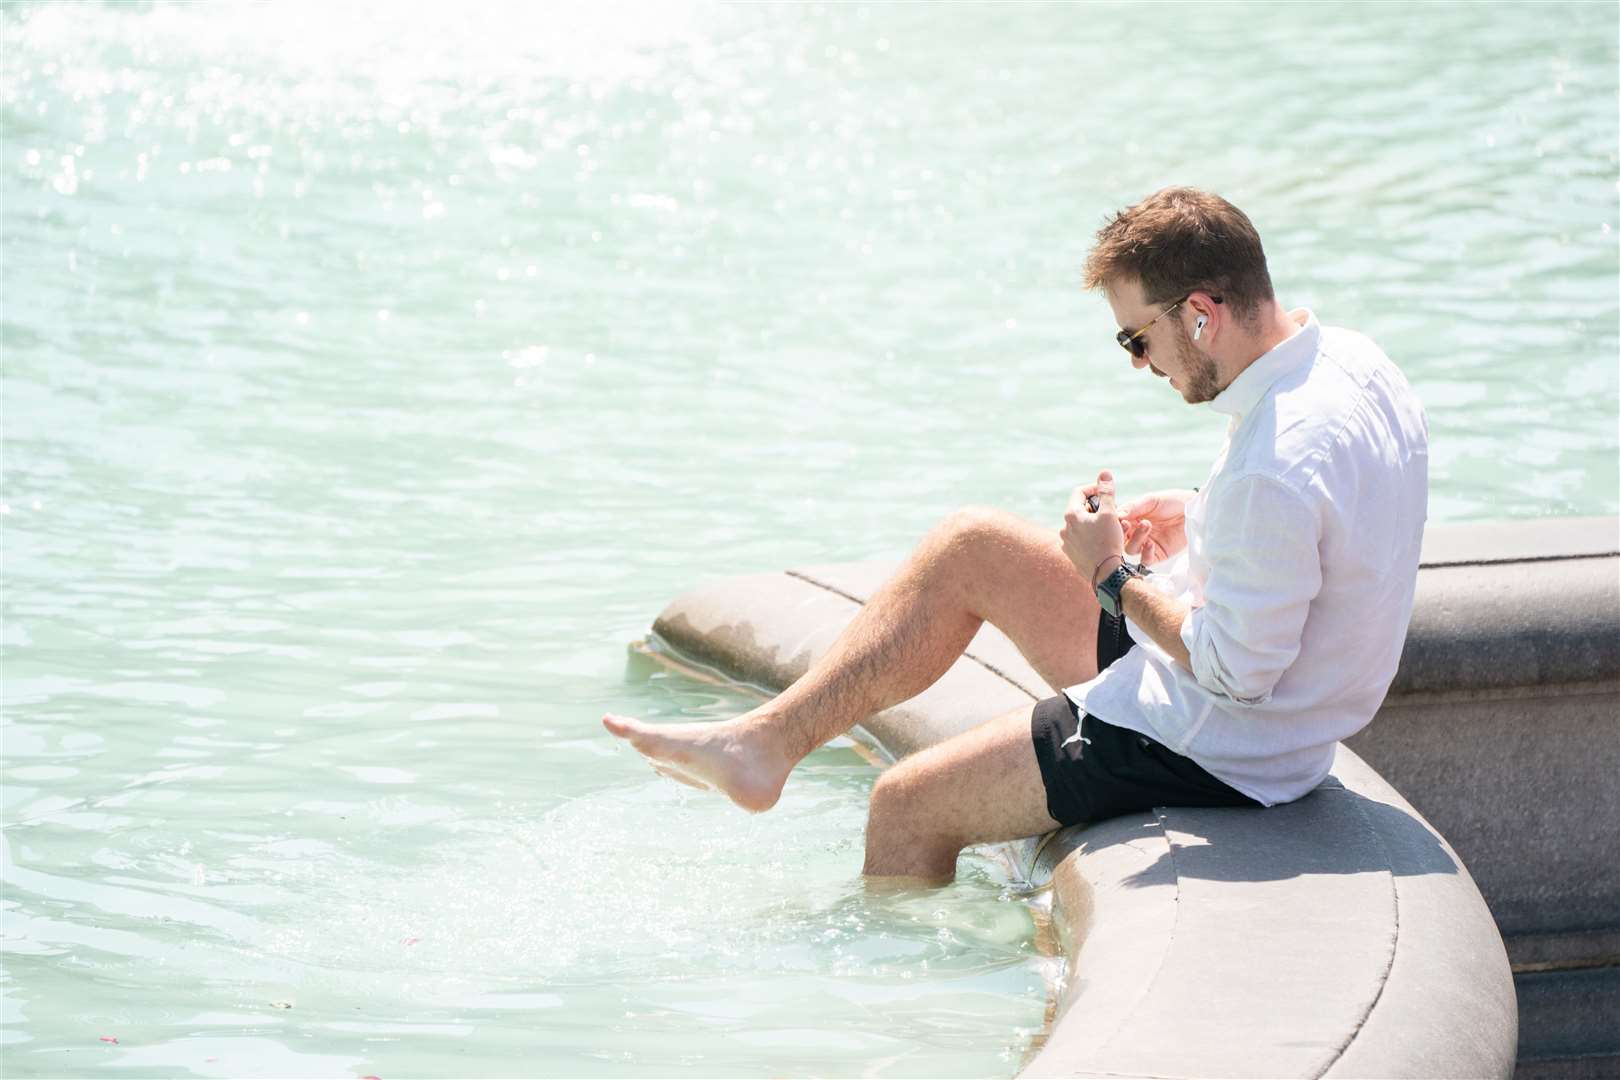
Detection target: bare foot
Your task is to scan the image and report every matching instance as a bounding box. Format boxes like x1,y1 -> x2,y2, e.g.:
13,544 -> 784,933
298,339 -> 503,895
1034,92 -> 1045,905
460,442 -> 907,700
601,712 -> 797,813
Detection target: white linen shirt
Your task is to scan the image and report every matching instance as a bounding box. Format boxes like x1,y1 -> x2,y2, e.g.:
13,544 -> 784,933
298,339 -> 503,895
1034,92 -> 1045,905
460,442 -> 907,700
1064,309 -> 1429,806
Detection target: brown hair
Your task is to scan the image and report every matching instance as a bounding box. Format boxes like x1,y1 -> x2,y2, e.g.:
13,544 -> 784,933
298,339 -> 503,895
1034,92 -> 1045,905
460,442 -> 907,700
1082,187 -> 1274,319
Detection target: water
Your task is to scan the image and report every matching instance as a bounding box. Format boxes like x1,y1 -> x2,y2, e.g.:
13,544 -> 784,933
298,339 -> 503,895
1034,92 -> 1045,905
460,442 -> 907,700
2,1 -> 1616,1076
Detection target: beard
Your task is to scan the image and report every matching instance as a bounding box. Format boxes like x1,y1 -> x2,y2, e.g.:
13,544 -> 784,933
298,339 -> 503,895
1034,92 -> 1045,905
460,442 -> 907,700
1171,323 -> 1222,404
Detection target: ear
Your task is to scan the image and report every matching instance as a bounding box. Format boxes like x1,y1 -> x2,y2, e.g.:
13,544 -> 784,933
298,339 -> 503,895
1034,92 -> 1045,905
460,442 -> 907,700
1186,291 -> 1222,339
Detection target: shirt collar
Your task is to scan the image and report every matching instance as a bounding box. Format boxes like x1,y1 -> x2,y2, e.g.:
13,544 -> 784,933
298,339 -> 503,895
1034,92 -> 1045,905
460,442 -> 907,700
1208,308 -> 1319,421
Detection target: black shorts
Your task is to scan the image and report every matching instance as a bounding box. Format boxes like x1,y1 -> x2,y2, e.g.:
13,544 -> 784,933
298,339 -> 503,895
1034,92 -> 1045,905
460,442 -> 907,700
1030,612 -> 1262,828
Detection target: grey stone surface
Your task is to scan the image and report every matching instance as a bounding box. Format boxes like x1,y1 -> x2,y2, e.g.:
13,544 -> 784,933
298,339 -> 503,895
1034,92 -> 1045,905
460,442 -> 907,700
1513,966 -> 1620,1069
1514,1056 -> 1620,1080
1349,520 -> 1620,1071
651,570 -> 861,692
1418,516 -> 1618,565
1023,814 -> 1181,1065
1506,927 -> 1620,970
1013,749 -> 1516,1080
1347,690 -> 1620,941
1390,556 -> 1619,694
1028,792 -> 1398,1078
1322,751 -> 1520,1080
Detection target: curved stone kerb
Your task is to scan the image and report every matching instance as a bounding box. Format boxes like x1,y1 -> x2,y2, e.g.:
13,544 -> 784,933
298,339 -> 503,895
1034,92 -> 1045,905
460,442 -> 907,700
1322,750 -> 1519,1078
1017,747 -> 1514,1079
1019,778 -> 1399,1078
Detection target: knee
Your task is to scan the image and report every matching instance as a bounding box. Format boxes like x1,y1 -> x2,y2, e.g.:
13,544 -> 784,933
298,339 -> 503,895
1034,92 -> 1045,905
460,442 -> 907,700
864,763 -> 964,879
867,765 -> 912,824
867,759 -> 962,852
927,505 -> 1019,558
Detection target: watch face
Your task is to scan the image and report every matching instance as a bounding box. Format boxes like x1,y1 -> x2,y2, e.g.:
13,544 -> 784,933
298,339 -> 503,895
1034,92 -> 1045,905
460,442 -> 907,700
1097,563 -> 1140,619
1096,565 -> 1130,619
1096,585 -> 1122,618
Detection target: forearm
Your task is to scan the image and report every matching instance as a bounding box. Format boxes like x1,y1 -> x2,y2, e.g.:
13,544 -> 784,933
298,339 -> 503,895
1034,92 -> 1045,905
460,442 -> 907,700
1120,576 -> 1192,671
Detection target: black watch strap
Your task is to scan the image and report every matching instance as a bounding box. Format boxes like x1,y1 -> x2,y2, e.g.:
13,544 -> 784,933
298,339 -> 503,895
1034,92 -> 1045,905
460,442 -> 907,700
1095,562 -> 1141,618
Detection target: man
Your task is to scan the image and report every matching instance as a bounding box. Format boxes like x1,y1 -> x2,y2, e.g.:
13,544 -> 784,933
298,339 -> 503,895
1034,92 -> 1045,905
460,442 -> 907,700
604,187 -> 1429,882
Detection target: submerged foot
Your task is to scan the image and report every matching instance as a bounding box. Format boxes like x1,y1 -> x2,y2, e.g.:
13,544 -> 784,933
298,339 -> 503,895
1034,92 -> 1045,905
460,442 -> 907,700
601,712 -> 795,813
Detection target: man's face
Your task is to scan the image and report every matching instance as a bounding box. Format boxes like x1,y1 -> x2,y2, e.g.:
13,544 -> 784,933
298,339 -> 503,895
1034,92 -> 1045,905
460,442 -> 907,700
1106,279 -> 1221,405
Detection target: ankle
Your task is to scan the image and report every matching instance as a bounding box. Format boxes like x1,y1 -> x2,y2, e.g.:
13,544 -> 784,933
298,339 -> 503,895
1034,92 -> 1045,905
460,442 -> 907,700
736,708 -> 808,768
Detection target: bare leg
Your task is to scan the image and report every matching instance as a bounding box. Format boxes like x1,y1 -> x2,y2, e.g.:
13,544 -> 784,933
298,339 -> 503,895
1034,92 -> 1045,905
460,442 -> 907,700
603,507 -> 1099,811
862,704 -> 1059,881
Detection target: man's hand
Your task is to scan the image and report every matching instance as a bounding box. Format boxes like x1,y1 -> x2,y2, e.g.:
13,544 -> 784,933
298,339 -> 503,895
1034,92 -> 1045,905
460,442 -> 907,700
1061,470 -> 1126,587
1118,488 -> 1197,565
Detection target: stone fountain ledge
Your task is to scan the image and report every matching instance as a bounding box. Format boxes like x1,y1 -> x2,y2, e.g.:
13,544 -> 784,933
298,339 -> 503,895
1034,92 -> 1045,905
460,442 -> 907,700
638,516 -> 1619,1079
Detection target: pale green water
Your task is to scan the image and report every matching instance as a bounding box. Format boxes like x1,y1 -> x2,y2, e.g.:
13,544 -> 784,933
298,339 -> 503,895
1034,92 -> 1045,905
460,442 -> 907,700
2,2 -> 1616,1077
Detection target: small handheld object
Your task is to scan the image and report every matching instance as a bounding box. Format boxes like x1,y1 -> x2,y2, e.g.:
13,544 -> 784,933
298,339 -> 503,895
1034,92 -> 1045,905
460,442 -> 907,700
1085,493 -> 1100,513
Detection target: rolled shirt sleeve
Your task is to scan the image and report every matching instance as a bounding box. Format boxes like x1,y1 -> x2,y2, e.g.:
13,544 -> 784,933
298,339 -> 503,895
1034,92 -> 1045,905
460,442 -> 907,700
1178,474 -> 1322,705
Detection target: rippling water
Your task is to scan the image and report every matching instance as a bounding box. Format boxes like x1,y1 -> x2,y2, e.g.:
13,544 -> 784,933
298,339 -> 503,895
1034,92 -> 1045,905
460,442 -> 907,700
3,1 -> 1616,1076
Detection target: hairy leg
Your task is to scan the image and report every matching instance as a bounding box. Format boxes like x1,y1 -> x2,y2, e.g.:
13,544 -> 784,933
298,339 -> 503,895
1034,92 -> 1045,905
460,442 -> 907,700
862,705 -> 1060,881
603,507 -> 1099,811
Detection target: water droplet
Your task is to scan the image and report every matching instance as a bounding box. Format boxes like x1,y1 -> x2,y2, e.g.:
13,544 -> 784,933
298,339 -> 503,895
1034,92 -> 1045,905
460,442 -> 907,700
52,155 -> 78,195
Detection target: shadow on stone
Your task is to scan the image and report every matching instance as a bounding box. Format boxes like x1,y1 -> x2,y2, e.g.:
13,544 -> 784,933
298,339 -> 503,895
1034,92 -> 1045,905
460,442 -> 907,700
1099,785 -> 1459,888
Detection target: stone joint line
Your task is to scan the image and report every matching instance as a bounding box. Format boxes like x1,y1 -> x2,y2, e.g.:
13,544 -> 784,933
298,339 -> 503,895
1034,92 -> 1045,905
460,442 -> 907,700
1310,787 -> 1401,1078
1418,551 -> 1618,568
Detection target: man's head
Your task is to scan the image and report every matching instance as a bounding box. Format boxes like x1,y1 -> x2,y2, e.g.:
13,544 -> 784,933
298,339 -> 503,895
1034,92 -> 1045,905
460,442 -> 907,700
1083,187 -> 1281,404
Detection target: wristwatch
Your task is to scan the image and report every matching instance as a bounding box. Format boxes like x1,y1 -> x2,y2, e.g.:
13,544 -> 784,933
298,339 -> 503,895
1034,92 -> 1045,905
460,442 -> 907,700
1095,561 -> 1147,618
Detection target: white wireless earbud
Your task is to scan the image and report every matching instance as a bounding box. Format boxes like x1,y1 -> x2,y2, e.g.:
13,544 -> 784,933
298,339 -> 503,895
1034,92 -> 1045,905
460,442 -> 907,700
1194,316 -> 1207,340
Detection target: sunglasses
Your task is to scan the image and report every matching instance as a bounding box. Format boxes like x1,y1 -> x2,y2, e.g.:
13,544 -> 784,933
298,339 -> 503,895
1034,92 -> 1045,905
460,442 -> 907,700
1115,294 -> 1222,359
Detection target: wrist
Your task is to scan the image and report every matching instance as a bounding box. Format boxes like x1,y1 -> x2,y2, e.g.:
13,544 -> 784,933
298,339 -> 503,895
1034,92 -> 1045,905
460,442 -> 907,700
1093,558 -> 1144,618
1091,552 -> 1124,588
